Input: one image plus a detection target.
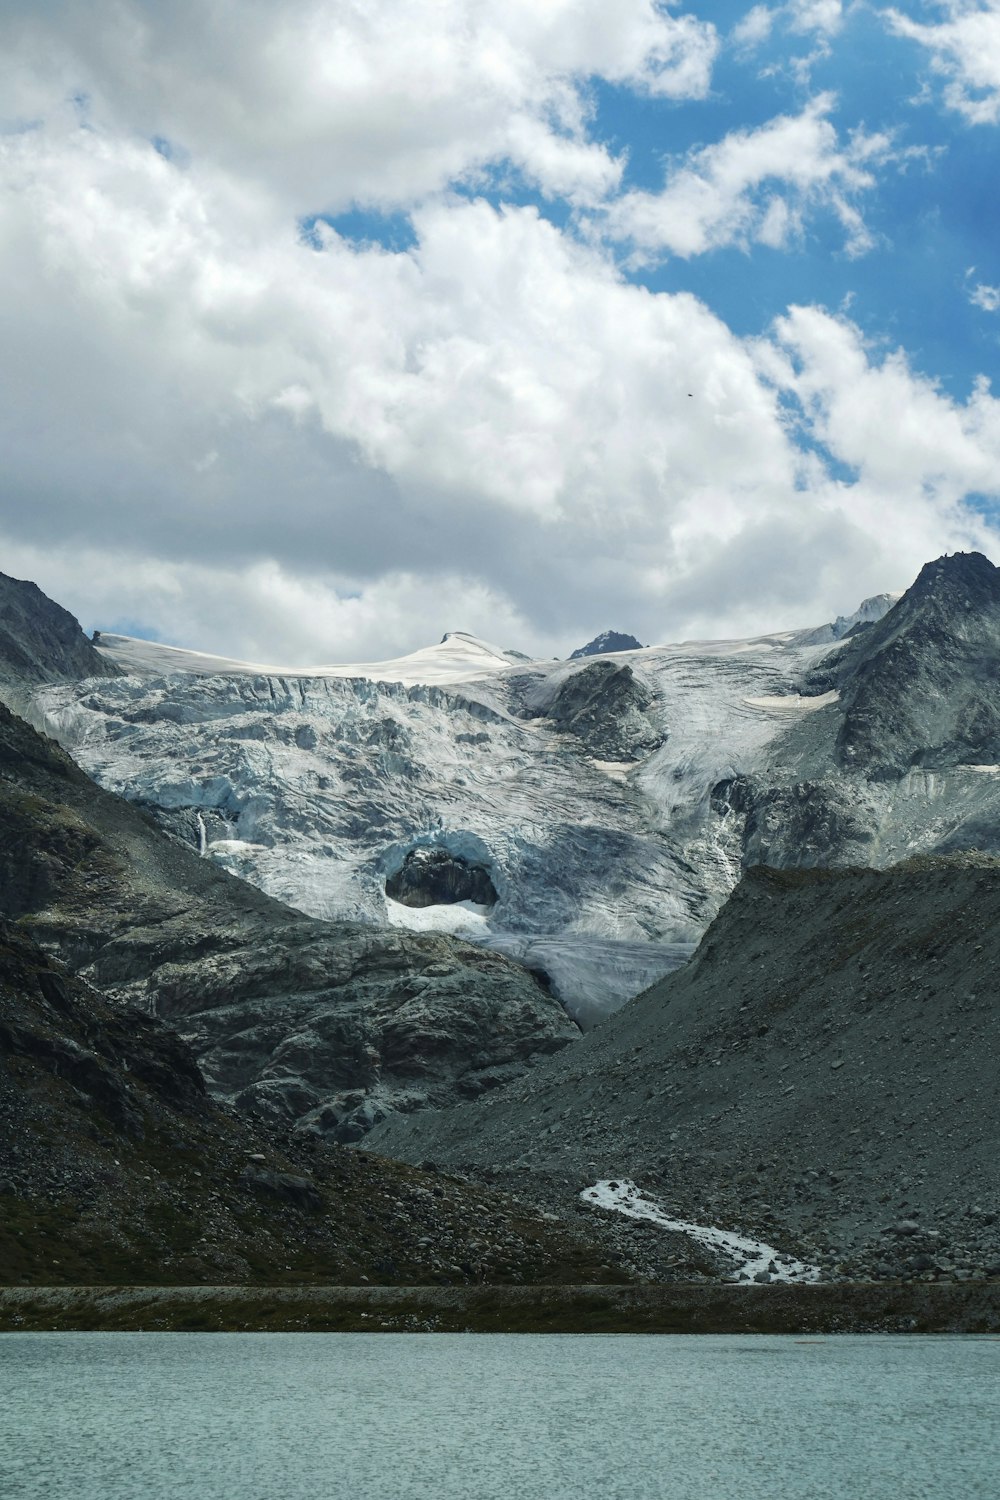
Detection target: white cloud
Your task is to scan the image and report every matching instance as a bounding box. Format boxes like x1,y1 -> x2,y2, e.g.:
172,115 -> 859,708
759,306 -> 1000,508
731,0 -> 843,54
0,541 -> 534,667
602,94 -> 893,260
0,1 -> 718,212
885,1 -> 1000,124
731,6 -> 777,50
970,281 -> 1000,310
1,5 -> 999,661
787,0 -> 844,35
1,107 -> 998,659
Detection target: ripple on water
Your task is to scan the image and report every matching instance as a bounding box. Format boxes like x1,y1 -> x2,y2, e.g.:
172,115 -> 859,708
1,1332 -> 998,1500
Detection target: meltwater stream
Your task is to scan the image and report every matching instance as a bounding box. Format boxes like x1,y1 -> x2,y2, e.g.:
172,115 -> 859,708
2,1332 -> 997,1500
582,1179 -> 821,1282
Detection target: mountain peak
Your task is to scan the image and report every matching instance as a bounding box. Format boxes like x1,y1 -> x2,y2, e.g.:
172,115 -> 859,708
835,550 -> 1000,777
569,630 -> 644,660
0,571 -> 120,691
908,550 -> 999,601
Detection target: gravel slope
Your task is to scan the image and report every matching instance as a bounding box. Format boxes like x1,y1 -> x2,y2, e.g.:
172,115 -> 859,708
368,859 -> 1000,1282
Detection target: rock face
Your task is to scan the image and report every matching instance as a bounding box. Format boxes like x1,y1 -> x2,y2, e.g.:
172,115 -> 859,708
368,856 -> 1000,1282
0,703 -> 576,1142
0,571 -> 118,692
386,846 -> 498,908
833,552 -> 1000,778
570,631 -> 644,659
530,658 -> 662,762
0,920 -> 617,1288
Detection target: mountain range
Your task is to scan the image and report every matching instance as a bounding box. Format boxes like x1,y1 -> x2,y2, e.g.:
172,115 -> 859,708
1,553 -> 998,1288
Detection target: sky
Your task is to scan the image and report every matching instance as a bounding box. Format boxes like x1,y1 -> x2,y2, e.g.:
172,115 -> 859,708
2,1 -> 1000,662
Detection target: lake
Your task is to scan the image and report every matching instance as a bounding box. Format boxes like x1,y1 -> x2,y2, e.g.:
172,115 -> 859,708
1,1332 -> 997,1498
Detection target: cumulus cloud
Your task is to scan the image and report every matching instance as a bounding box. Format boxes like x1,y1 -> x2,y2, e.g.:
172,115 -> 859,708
758,306 -> 1000,508
0,540 -> 535,668
0,4 -> 998,661
602,94 -> 893,260
731,0 -> 843,53
886,1 -> 1000,124
787,0 -> 844,35
1,101 -> 997,657
731,6 -> 778,51
0,0 -> 717,212
969,280 -> 1000,310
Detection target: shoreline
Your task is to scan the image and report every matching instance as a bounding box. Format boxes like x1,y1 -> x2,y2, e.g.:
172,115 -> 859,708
2,1282 -> 998,1334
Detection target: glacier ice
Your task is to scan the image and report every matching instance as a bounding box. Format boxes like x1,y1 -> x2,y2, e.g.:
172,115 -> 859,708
22,609 -> 906,1023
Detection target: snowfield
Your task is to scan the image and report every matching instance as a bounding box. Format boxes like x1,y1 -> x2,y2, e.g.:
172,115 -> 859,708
93,629 -> 527,685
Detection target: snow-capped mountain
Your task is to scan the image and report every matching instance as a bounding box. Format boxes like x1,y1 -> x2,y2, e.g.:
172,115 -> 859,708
18,619 -> 841,1022
16,553 -> 1000,1026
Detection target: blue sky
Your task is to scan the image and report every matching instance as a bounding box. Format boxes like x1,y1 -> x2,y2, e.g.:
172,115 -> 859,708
2,2 -> 1000,661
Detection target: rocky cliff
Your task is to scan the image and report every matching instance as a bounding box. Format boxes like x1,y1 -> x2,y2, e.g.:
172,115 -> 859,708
0,570 -> 118,694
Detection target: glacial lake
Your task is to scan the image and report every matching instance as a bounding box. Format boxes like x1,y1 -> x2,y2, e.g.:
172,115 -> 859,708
1,1332 -> 997,1499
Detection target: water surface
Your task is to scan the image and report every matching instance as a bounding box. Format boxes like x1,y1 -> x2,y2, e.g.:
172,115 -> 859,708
2,1332 -> 996,1499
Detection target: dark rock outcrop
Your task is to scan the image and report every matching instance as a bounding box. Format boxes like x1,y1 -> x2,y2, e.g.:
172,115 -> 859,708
570,631 -> 644,659
0,920 -> 617,1288
542,659 -> 661,762
0,571 -> 119,688
386,847 -> 497,908
834,552 -> 1000,778
738,779 -> 880,869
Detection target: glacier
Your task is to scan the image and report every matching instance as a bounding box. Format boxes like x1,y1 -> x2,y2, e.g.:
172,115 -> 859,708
20,612 -> 896,1025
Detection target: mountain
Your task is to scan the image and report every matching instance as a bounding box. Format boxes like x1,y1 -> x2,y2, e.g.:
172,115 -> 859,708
368,856 -> 1000,1282
570,631 -> 644,659
0,918 -> 617,1287
833,553 -> 1000,778
4,554 -> 999,1121
794,592 -> 901,647
0,701 -> 575,1142
0,570 -> 118,706
11,584 -> 906,1026
722,552 -> 1000,871
3,555 -> 1000,1288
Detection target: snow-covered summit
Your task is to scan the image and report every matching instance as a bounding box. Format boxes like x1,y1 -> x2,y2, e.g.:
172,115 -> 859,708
95,628 -> 530,686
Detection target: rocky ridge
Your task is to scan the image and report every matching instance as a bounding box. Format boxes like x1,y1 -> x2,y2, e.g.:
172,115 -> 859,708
0,570 -> 118,710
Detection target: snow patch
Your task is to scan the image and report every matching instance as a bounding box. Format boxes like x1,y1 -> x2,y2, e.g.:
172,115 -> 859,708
590,759 -> 635,780
743,691 -> 839,713
384,896 -> 493,940
581,1179 -> 820,1283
